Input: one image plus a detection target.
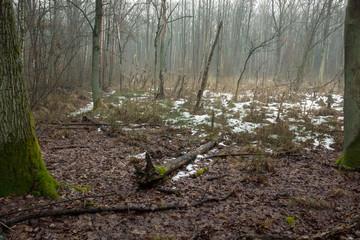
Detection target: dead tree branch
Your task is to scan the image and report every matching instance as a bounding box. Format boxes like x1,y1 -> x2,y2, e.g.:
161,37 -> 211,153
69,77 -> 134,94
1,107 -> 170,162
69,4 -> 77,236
1,191 -> 233,230
134,140 -> 216,187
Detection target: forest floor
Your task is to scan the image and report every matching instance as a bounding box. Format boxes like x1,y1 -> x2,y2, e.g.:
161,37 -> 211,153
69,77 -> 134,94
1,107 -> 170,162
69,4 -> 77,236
1,88 -> 360,240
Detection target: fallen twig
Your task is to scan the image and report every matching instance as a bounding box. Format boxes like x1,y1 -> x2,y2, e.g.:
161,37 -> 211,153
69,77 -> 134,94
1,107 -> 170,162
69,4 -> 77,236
206,174 -> 229,181
58,127 -> 90,130
0,193 -> 117,218
156,188 -> 180,196
207,151 -> 297,159
1,191 -> 233,229
51,145 -> 91,150
237,235 -> 287,240
48,122 -> 109,127
0,222 -> 12,231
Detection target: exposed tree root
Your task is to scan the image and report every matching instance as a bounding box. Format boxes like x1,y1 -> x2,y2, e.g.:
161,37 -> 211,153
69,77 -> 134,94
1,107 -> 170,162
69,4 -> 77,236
322,163 -> 360,172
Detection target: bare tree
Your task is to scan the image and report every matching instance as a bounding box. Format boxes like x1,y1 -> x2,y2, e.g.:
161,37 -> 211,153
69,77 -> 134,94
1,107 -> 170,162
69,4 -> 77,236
194,21 -> 223,112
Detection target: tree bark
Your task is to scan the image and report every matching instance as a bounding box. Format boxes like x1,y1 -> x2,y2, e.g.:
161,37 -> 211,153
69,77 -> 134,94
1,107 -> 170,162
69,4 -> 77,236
318,0 -> 333,84
156,0 -> 167,99
336,0 -> 360,168
0,0 -> 59,198
91,0 -> 103,109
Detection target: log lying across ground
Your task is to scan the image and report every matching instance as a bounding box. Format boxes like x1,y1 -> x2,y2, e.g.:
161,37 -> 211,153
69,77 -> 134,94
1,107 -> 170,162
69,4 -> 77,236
134,140 -> 216,187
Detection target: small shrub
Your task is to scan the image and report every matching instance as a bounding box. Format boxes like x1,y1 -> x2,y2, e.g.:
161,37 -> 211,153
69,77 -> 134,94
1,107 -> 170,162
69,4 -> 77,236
315,107 -> 338,116
242,108 -> 267,123
246,155 -> 274,174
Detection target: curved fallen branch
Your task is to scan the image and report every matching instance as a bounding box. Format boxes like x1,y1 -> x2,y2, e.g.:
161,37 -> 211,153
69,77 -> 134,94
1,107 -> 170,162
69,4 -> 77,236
300,215 -> 360,240
1,191 -> 233,230
0,193 -> 117,218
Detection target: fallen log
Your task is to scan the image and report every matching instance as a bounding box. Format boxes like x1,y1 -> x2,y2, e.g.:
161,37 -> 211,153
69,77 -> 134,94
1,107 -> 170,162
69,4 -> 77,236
207,151 -> 299,159
0,191 -> 233,232
134,140 -> 216,187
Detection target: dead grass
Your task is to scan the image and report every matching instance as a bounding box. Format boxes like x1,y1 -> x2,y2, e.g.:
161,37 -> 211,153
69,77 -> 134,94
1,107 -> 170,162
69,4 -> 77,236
255,121 -> 298,151
246,155 -> 275,174
329,188 -> 347,198
314,107 -> 339,116
288,197 -> 331,210
107,99 -> 163,125
33,89 -> 91,122
242,108 -> 267,123
115,131 -> 149,148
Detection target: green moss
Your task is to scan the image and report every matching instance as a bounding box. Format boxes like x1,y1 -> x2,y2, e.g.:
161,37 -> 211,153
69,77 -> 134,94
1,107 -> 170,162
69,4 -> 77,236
85,202 -> 98,207
155,166 -> 166,176
335,134 -> 360,169
192,168 -> 207,178
285,217 -> 295,227
93,96 -> 104,110
0,133 -> 59,199
71,185 -> 88,192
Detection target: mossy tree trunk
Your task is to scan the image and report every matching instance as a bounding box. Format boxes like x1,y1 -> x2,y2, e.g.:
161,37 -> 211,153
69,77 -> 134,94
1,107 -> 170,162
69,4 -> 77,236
336,0 -> 360,169
92,0 -> 103,109
0,0 -> 59,198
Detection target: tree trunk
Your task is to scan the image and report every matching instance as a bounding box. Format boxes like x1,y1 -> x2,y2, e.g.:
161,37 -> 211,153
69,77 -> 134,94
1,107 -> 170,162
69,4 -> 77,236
194,21 -> 223,112
318,0 -> 333,84
156,0 -> 167,99
336,0 -> 360,168
91,0 -> 103,109
294,49 -> 309,90
177,0 -> 187,98
215,0 -> 223,91
0,0 -> 59,198
272,35 -> 282,85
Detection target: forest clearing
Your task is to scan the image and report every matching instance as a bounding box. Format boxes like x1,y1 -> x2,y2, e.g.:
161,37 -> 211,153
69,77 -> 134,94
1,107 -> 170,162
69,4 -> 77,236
1,88 -> 360,239
1,0 -> 360,239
